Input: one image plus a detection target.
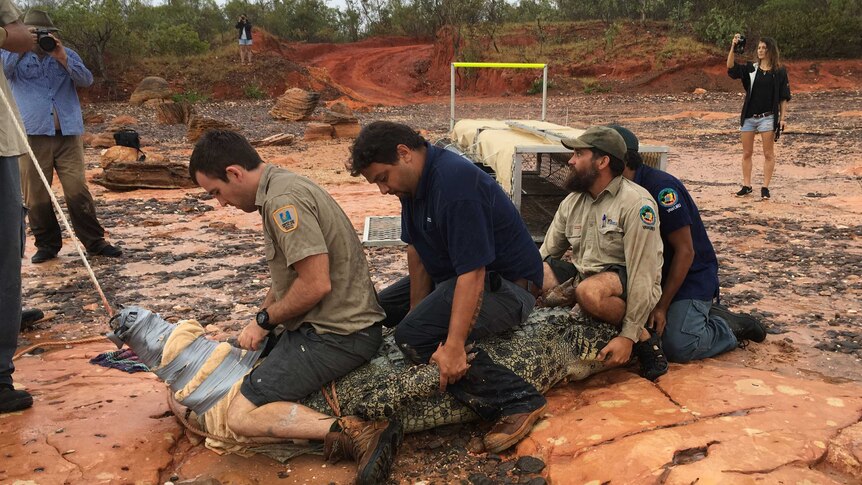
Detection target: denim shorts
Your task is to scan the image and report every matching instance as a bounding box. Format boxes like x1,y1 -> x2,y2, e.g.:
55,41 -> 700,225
238,39 -> 253,46
741,116 -> 774,133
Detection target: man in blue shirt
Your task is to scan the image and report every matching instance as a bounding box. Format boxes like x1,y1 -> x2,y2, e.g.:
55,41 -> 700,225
1,9 -> 120,264
613,125 -> 766,361
349,121 -> 547,453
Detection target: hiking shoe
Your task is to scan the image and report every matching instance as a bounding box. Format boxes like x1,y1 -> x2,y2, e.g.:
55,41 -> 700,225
735,186 -> 753,197
31,249 -> 57,264
483,403 -> 547,453
632,328 -> 669,381
323,416 -> 403,485
0,385 -> 33,414
761,187 -> 771,199
89,244 -> 122,258
20,308 -> 44,332
710,303 -> 767,343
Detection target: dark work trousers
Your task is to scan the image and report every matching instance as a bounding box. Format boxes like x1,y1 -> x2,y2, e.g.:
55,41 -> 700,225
19,135 -> 107,254
0,156 -> 24,387
379,275 -> 546,421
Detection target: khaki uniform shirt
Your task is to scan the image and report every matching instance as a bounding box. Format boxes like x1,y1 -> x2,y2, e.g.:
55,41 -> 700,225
255,164 -> 384,335
0,0 -> 28,157
540,176 -> 663,342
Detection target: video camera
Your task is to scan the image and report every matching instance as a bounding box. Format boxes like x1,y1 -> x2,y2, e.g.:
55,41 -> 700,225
34,28 -> 57,52
733,35 -> 746,55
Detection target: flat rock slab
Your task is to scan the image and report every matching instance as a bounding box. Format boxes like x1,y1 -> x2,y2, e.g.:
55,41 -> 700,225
1,344 -> 180,484
519,362 -> 862,483
4,345 -> 861,483
1,343 -> 354,484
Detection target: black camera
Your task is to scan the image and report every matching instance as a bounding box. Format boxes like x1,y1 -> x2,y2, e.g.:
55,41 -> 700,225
35,29 -> 57,52
733,35 -> 746,55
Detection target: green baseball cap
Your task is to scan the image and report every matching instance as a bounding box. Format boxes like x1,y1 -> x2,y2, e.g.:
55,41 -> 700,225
561,126 -> 626,161
608,124 -> 639,152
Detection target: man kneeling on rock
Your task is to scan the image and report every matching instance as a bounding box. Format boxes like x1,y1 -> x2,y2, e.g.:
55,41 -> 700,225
612,125 -> 766,361
189,130 -> 399,484
349,121 -> 547,454
539,126 -> 669,381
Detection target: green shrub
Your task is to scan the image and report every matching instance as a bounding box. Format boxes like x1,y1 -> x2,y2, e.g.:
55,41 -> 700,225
527,77 -> 553,95
171,90 -> 209,104
146,23 -> 209,56
754,0 -> 862,58
581,78 -> 611,94
243,84 -> 267,99
694,6 -> 749,47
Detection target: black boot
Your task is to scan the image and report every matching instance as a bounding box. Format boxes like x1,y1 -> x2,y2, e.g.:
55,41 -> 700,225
21,308 -> 44,332
710,303 -> 766,343
632,328 -> 669,381
0,385 -> 33,414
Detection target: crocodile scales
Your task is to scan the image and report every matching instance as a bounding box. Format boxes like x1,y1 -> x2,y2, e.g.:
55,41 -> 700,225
109,306 -> 616,445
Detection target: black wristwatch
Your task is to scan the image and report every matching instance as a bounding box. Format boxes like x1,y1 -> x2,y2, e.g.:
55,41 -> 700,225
255,308 -> 276,331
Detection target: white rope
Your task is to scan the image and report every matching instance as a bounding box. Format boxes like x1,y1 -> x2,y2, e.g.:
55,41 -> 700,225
0,83 -> 113,317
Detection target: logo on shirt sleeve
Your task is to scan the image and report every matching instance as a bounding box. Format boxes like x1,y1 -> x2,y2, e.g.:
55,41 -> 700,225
658,188 -> 679,207
272,205 -> 299,233
639,205 -> 656,228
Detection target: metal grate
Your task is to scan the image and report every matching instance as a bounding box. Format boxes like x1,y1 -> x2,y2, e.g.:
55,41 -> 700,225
641,151 -> 664,170
362,216 -> 405,247
527,150 -> 664,189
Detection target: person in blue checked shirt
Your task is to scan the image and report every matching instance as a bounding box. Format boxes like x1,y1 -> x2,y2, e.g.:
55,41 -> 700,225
613,125 -> 766,362
1,9 -> 120,264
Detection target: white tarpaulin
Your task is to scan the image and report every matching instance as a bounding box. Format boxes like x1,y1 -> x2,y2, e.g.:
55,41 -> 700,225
450,119 -> 584,195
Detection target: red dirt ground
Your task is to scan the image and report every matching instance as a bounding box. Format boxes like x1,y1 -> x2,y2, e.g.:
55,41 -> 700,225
261,30 -> 862,107
5,28 -> 862,485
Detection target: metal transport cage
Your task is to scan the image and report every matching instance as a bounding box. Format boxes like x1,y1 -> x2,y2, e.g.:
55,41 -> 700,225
361,119 -> 669,246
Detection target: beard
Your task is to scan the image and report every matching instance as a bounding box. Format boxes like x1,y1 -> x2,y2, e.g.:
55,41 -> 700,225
564,163 -> 599,193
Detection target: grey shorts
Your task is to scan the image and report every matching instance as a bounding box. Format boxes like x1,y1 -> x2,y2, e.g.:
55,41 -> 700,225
544,257 -> 628,300
240,323 -> 382,406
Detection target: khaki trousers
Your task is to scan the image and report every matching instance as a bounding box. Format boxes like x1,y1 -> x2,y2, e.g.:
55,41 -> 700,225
19,135 -> 106,254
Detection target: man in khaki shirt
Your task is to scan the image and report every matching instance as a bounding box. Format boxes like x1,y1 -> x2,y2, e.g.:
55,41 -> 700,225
540,126 -> 668,380
189,130 -> 399,485
1,0 -> 37,414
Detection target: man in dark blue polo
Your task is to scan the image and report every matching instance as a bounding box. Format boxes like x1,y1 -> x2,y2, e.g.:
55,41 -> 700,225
613,125 -> 766,362
349,121 -> 546,453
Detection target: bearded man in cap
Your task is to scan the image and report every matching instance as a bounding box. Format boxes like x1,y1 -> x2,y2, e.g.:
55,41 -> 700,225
539,126 -> 668,381
1,9 -> 120,264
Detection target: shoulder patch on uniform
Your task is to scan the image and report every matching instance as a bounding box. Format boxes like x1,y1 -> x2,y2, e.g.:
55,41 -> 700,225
657,188 -> 679,208
639,205 -> 656,227
272,205 -> 299,233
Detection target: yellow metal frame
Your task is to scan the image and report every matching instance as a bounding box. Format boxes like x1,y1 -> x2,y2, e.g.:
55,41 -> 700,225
450,62 -> 549,130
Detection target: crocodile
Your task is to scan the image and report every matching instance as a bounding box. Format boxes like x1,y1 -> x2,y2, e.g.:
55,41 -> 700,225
108,305 -> 617,454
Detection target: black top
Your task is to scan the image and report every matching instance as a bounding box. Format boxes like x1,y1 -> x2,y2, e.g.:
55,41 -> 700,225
745,68 -> 775,117
400,143 -> 543,288
728,62 -> 792,127
235,20 -> 252,40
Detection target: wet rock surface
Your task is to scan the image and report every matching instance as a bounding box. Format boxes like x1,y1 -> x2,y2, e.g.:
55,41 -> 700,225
4,91 -> 862,483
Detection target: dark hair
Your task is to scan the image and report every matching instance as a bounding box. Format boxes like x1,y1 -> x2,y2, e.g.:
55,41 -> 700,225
759,37 -> 782,69
590,148 -> 625,176
349,121 -> 426,176
189,130 -> 263,183
623,149 -> 643,171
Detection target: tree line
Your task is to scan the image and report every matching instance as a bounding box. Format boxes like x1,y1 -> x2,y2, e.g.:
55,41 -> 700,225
14,0 -> 862,80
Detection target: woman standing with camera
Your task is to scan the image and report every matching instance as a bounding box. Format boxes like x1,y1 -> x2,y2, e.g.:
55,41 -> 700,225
235,15 -> 253,65
727,33 -> 791,200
